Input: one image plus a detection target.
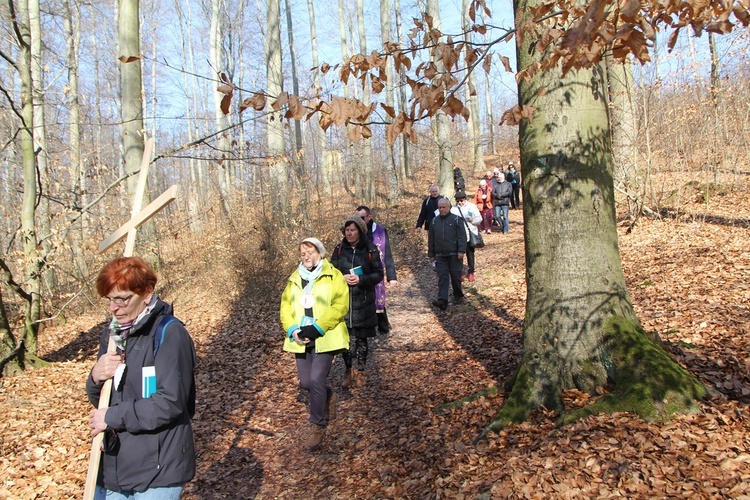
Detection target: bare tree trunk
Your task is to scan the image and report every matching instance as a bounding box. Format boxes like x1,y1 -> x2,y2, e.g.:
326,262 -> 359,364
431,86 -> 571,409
29,0 -> 55,291
606,54 -> 639,222
307,0 -> 330,195
709,32 -> 727,186
119,0 -> 159,259
393,0 -> 410,178
211,0 -> 233,218
175,0 -> 202,231
426,0 -> 454,197
462,0 -> 483,173
483,32 -> 497,156
266,0 -> 289,217
356,0 -> 374,201
16,0 -> 43,361
284,0 -> 303,166
63,0 -> 87,272
380,0 -> 400,202
119,0 -> 145,197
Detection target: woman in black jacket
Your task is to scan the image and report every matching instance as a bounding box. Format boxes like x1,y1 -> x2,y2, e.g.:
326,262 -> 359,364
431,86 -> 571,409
86,257 -> 196,498
330,215 -> 384,388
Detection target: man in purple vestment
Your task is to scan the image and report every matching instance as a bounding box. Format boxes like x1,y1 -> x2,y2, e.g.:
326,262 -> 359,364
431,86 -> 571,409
356,206 -> 398,336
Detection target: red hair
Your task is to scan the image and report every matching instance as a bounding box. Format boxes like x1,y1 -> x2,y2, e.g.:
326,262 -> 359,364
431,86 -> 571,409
96,257 -> 157,297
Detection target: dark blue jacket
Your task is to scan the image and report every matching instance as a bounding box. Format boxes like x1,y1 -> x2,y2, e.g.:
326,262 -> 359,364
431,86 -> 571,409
86,298 -> 196,492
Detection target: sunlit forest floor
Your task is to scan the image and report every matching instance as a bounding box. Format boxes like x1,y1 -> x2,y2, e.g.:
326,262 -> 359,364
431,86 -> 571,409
2,170 -> 749,498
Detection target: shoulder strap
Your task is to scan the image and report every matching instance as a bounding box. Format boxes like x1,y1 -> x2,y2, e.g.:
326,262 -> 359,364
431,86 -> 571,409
153,314 -> 179,358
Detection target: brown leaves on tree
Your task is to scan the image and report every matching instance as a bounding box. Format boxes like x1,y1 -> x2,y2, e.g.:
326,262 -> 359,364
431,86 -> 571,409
500,104 -> 537,126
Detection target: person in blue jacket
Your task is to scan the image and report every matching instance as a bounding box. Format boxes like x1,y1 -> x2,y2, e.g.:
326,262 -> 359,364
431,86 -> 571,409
87,256 -> 196,499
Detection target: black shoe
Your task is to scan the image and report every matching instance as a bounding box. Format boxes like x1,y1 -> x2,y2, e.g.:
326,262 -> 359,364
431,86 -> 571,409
431,299 -> 448,310
453,296 -> 465,305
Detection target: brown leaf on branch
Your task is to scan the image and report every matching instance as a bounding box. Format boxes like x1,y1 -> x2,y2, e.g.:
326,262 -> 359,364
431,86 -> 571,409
371,75 -> 385,94
500,104 -> 536,126
220,94 -> 232,115
241,93 -> 266,113
381,103 -> 396,118
217,84 -> 235,96
272,92 -> 289,112
118,55 -> 141,63
283,95 -> 307,121
483,53 -> 493,73
500,55 -> 512,73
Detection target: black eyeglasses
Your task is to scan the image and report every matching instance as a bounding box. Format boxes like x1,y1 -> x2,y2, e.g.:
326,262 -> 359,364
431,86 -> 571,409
104,294 -> 134,307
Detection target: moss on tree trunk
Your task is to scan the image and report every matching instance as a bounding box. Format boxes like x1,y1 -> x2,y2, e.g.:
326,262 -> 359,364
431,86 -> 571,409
560,317 -> 708,424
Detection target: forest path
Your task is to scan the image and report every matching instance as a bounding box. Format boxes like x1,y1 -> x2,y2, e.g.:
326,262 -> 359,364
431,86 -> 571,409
185,217 -> 528,498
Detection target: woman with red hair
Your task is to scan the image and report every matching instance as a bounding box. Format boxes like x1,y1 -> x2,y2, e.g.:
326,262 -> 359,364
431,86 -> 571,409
86,257 -> 196,499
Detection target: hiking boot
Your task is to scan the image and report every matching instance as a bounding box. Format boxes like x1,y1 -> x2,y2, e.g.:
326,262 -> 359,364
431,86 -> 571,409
341,367 -> 354,389
354,370 -> 366,388
325,392 -> 339,422
468,273 -> 475,282
303,423 -> 325,451
432,299 -> 448,310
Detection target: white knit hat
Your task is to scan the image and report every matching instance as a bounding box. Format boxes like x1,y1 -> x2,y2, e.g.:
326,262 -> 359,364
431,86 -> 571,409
301,237 -> 326,258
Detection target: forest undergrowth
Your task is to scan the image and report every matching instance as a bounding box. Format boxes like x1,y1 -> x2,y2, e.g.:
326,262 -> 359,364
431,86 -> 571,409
1,171 -> 749,498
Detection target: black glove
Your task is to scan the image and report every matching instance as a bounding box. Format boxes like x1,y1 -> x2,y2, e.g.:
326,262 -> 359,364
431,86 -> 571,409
298,325 -> 322,340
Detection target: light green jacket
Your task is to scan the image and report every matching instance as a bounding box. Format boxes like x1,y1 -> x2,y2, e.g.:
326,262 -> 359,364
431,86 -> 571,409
280,259 -> 350,353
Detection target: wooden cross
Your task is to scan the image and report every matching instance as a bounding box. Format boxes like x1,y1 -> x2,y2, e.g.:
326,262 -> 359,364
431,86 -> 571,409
84,137 -> 178,499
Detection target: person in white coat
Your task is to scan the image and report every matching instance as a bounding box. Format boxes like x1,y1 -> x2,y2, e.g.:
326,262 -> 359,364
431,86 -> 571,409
451,191 -> 482,282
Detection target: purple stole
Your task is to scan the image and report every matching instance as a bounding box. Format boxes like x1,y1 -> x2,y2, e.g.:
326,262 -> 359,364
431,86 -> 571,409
371,223 -> 388,312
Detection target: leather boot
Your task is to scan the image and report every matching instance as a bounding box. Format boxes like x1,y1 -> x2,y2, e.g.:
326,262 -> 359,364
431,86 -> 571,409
341,368 -> 354,389
303,423 -> 325,451
355,370 -> 366,388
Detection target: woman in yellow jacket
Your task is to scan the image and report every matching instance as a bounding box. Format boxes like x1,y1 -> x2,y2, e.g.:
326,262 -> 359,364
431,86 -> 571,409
280,237 -> 349,451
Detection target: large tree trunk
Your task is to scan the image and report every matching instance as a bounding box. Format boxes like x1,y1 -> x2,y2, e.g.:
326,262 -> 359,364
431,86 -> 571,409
119,0 -> 145,197
426,0 -> 454,197
29,0 -> 55,291
13,0 -> 44,366
487,0 -> 709,433
266,0 -> 289,218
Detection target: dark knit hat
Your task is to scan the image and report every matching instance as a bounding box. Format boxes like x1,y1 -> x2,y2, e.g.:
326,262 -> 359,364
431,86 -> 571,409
454,191 -> 467,200
344,215 -> 367,236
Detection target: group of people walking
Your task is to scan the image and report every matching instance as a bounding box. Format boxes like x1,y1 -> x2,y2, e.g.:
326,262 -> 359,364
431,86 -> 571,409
425,161 -> 522,310
83,165 -> 519,496
280,207 -> 397,451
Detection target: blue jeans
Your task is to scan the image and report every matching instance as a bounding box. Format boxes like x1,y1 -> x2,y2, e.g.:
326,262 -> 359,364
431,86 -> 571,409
493,205 -> 509,234
95,485 -> 184,500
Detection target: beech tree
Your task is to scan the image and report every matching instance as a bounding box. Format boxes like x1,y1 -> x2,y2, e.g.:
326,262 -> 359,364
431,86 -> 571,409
219,0 -> 749,430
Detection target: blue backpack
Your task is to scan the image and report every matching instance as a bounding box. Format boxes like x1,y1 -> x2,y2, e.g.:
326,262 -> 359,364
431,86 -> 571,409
153,315 -> 180,358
